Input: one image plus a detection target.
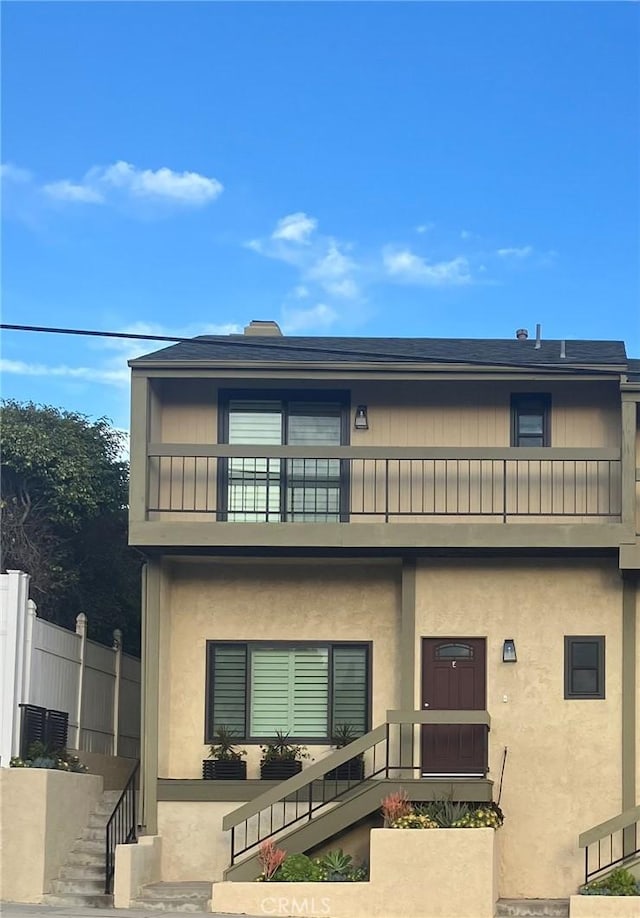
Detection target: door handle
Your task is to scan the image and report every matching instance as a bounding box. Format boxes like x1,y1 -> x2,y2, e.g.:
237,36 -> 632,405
423,702 -> 429,708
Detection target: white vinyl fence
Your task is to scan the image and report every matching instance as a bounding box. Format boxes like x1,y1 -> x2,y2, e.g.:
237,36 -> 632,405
0,570 -> 140,766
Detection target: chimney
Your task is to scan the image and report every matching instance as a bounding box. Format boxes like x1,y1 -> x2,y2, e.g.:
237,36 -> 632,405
534,323 -> 542,349
516,329 -> 528,340
243,320 -> 283,337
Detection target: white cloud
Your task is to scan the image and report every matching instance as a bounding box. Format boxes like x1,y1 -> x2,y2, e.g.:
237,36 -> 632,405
383,248 -> 472,286
1,163 -> 32,183
41,161 -> 223,208
281,303 -> 338,333
308,242 -> 354,282
416,223 -> 434,234
0,358 -> 129,386
43,180 -> 104,204
272,212 -> 317,244
496,245 -> 533,258
294,285 -> 310,298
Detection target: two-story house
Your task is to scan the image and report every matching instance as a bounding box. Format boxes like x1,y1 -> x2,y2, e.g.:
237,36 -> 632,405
126,322 -> 639,901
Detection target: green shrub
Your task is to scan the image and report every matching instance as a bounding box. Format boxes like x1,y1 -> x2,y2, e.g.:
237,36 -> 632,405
391,813 -> 439,829
280,853 -> 324,882
582,868 -> 640,896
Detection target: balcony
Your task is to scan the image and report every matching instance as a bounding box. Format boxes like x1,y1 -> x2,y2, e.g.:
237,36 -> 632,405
129,444 -> 627,551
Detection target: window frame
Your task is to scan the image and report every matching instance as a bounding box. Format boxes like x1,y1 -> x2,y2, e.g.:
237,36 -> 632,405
217,389 -> 351,522
205,639 -> 372,743
510,393 -> 551,447
564,635 -> 605,700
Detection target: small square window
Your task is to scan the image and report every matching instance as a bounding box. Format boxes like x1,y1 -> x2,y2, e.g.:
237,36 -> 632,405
511,394 -> 551,447
564,636 -> 605,699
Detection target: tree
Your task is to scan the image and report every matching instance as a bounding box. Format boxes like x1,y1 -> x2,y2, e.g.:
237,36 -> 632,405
1,400 -> 141,653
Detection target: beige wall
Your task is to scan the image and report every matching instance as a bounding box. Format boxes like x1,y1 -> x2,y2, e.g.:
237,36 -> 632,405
150,378 -> 619,449
212,827 -> 498,918
414,557 -> 623,898
153,555 -> 628,900
158,801 -> 241,882
114,835 -> 162,908
0,769 -> 103,902
158,559 -> 401,779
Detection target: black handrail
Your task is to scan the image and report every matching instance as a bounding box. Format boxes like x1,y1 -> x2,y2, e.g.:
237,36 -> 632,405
105,760 -> 139,894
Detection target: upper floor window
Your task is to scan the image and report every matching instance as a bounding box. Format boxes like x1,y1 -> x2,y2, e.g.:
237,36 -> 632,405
219,392 -> 348,522
511,394 -> 551,447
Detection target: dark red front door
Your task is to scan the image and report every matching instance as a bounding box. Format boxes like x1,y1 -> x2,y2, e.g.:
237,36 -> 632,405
421,637 -> 486,776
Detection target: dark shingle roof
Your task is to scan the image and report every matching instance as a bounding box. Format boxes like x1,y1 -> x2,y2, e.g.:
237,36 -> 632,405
130,334 -> 627,370
627,357 -> 640,382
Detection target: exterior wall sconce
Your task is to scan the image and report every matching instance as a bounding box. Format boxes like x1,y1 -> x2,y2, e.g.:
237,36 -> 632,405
502,639 -> 517,663
354,405 -> 369,430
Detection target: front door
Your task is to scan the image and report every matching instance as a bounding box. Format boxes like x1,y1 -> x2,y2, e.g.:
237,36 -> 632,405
421,637 -> 486,776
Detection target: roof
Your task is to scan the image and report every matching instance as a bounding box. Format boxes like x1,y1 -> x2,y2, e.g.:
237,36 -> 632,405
130,334 -> 628,370
627,357 -> 640,383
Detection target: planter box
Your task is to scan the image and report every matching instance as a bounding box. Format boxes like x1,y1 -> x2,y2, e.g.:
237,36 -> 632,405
212,826 -> 498,918
202,760 -> 247,780
569,895 -> 640,917
325,758 -> 365,782
260,760 -> 302,780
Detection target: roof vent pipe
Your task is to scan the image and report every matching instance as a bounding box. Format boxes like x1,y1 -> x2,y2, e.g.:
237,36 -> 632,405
534,324 -> 542,349
560,340 -> 566,359
516,329 -> 528,340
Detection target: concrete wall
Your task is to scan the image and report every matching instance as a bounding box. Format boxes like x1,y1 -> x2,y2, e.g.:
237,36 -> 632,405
414,557 -> 623,898
0,769 -> 103,902
212,827 -> 498,918
114,835 -> 162,908
158,800 -> 239,882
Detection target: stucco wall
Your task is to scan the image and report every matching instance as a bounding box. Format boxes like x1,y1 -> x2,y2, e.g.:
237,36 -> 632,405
158,558 -> 401,778
0,769 -> 103,902
414,557 -> 623,899
158,800 -> 241,882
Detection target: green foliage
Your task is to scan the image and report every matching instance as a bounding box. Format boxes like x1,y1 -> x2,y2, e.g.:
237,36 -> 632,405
10,742 -> 88,773
452,803 -> 504,829
208,726 -> 246,761
260,731 -> 310,763
279,854 -> 324,882
0,401 -> 141,652
582,868 -> 640,896
391,813 -> 439,829
416,800 -> 472,828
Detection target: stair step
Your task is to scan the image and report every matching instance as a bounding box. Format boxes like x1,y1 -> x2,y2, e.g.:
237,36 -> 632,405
42,894 -> 114,908
142,882 -> 212,899
496,900 -> 570,917
65,851 -> 104,867
132,882 -> 211,912
133,897 -> 209,913
58,863 -> 104,880
50,878 -> 105,895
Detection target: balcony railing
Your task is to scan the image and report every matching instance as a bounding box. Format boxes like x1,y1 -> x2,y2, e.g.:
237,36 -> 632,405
146,445 -> 622,522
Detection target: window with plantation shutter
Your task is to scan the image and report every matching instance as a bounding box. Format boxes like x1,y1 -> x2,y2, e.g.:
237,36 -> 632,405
208,644 -> 247,737
220,393 -> 347,522
206,641 -> 370,741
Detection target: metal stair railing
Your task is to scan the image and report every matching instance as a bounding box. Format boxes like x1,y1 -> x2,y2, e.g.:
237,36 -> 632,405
105,760 -> 139,894
223,709 -> 491,867
579,804 -> 640,883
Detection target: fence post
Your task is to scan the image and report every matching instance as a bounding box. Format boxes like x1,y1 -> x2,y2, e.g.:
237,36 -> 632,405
112,628 -> 123,756
9,571 -> 30,759
75,613 -> 88,750
22,600 -> 37,708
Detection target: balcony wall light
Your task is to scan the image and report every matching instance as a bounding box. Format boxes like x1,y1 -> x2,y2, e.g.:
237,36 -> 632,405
354,405 -> 369,430
502,639 -> 517,663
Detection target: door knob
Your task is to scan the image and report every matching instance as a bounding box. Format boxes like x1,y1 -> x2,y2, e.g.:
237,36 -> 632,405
423,702 -> 429,708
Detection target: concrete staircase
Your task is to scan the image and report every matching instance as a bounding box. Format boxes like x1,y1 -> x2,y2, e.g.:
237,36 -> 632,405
495,901 -> 569,917
131,881 -> 211,912
42,788 -> 121,908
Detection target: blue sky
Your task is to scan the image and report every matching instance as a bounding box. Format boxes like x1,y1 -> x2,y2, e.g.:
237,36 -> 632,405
2,1 -> 639,432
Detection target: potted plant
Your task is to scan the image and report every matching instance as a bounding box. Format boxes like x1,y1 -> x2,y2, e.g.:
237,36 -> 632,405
260,731 -> 310,780
325,724 -> 365,782
203,726 -> 247,780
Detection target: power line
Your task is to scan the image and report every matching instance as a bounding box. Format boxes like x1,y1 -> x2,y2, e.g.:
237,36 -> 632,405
0,322 -> 623,375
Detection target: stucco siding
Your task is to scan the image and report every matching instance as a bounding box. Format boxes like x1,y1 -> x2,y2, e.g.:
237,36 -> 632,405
414,557 -> 623,898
